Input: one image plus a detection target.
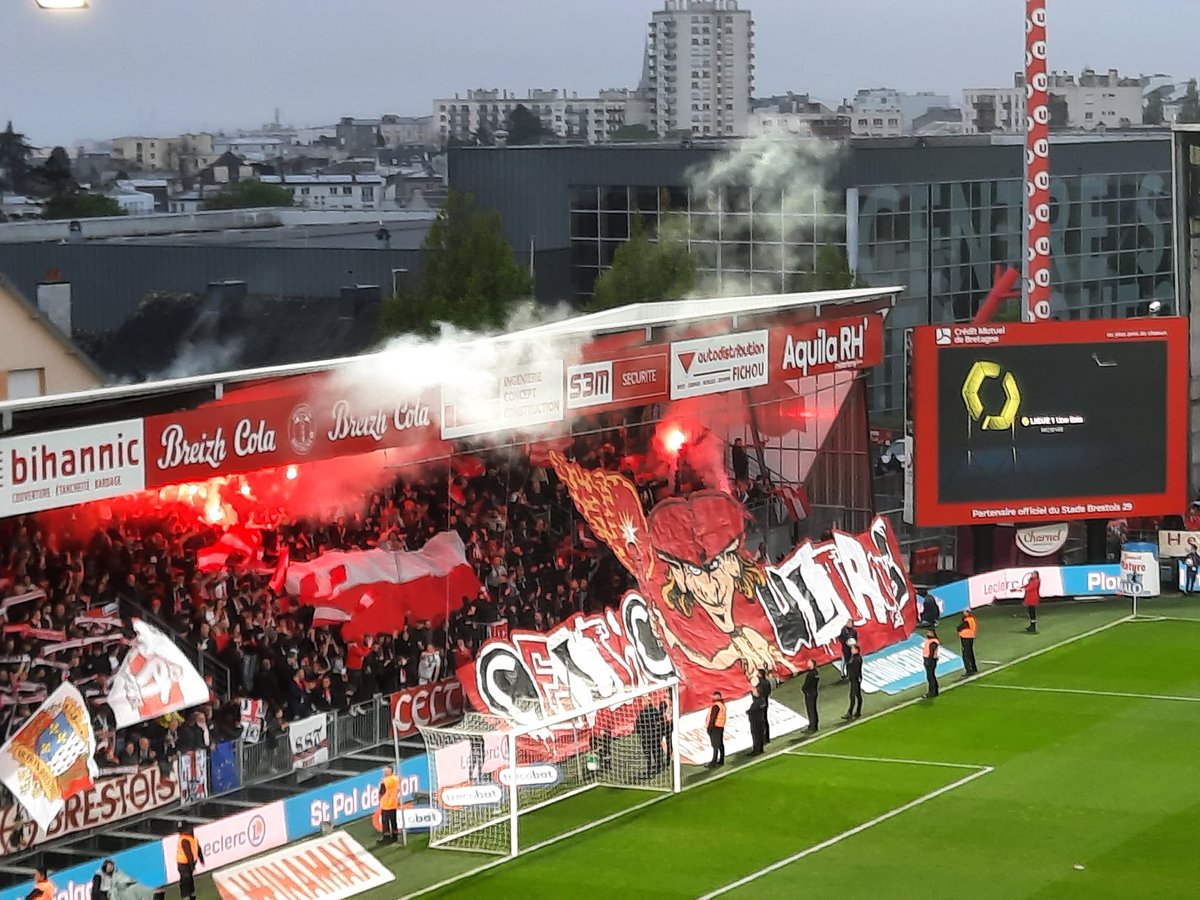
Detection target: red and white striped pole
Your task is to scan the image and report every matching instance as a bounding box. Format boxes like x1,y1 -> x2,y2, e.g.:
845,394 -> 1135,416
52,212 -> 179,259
1024,0 -> 1052,321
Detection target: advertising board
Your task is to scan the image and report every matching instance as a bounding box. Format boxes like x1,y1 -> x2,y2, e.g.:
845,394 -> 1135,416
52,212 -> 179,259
0,419 -> 144,516
439,359 -> 565,440
929,563 -> 1124,615
161,801 -> 288,883
911,319 -> 1187,526
0,764 -> 179,855
213,832 -> 393,900
143,378 -> 440,487
389,679 -> 464,739
282,758 -> 430,841
669,330 -> 769,400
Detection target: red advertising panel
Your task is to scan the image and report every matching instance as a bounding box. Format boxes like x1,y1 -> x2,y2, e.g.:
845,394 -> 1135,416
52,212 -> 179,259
137,309 -> 890,488
389,679 -> 464,739
911,318 -> 1188,526
565,353 -> 669,412
769,312 -> 885,382
144,379 -> 441,488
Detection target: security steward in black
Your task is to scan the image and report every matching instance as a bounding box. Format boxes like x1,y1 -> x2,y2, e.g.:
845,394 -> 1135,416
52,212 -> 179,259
956,610 -> 978,676
922,629 -> 940,698
801,659 -> 820,732
755,667 -> 773,744
705,691 -> 726,768
841,640 -> 863,721
838,623 -> 858,681
747,684 -> 767,756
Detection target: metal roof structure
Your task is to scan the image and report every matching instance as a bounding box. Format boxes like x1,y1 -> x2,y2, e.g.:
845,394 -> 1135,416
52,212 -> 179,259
0,286 -> 901,436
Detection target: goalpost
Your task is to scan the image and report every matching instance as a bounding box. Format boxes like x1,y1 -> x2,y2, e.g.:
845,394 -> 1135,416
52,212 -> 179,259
418,678 -> 681,856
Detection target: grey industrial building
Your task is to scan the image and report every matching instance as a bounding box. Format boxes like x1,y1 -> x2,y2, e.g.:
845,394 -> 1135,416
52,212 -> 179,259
0,218 -> 430,379
449,133 -> 1174,418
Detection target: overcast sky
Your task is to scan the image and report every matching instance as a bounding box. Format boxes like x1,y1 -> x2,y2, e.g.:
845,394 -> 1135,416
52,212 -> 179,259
2,0 -> 1197,146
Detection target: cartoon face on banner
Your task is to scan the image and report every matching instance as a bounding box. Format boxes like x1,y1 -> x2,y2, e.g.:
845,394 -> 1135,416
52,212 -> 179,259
463,455 -> 916,717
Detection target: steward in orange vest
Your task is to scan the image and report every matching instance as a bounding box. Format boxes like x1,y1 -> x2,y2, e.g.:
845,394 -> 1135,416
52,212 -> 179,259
956,611 -> 978,676
175,822 -> 204,900
922,630 -> 940,699
377,765 -> 401,845
27,868 -> 53,900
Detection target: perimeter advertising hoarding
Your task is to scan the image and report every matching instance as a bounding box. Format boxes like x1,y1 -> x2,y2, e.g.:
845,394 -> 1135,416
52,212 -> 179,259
911,319 -> 1187,526
0,309 -> 890,513
0,419 -> 145,516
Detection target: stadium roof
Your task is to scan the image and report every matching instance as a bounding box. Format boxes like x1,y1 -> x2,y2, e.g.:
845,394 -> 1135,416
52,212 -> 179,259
0,286 -> 900,436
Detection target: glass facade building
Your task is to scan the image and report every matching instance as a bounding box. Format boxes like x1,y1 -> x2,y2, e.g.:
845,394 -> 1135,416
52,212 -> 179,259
569,183 -> 842,298
451,135 -> 1174,420
856,167 -> 1173,415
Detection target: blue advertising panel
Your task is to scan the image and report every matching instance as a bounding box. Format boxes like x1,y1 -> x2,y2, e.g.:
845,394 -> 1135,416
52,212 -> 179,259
282,754 -> 431,841
931,564 -> 1122,615
0,838 -> 167,900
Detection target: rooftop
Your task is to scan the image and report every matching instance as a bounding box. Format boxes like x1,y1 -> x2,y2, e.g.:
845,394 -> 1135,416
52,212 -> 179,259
87,219 -> 431,250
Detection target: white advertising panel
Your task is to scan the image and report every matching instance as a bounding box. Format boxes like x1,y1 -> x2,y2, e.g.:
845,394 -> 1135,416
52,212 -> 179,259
161,801 -> 288,883
0,419 -> 144,516
669,330 -> 769,400
213,832 -> 394,900
440,360 -> 564,439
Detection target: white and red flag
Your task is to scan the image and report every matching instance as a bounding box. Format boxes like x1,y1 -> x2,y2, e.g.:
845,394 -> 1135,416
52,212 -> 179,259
196,526 -> 263,571
107,620 -> 210,728
285,532 -> 481,638
775,483 -> 812,522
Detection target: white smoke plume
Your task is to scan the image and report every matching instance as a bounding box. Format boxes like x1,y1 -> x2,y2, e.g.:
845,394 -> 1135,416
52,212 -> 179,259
152,335 -> 246,380
324,299 -> 584,445
684,135 -> 845,297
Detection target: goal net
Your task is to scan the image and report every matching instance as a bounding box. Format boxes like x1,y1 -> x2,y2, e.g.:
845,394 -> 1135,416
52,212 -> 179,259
418,678 -> 680,856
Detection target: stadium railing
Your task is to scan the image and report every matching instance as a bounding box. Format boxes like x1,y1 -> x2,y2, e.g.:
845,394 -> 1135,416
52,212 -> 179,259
228,692 -> 398,791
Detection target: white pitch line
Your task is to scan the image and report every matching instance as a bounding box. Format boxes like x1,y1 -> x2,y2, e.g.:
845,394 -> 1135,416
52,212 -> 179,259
1131,615 -> 1200,624
978,683 -> 1200,704
399,791 -> 672,899
784,750 -> 988,771
695,765 -> 994,900
398,613 -> 1132,899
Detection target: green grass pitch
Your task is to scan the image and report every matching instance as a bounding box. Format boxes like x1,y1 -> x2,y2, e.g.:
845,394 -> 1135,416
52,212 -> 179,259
191,598 -> 1200,899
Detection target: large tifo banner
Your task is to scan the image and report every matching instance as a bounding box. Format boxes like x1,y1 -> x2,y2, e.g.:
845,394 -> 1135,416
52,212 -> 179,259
0,764 -> 179,854
460,458 -> 916,718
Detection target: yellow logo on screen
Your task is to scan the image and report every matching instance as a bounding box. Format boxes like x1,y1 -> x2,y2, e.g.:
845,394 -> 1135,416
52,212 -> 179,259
961,361 -> 1021,430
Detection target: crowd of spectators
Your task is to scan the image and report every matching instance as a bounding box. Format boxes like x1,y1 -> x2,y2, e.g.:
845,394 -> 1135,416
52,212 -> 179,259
0,417 -> 717,797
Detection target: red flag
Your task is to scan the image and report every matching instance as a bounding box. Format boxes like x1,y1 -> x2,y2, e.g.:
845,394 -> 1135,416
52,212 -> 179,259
285,532 -> 481,640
